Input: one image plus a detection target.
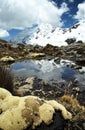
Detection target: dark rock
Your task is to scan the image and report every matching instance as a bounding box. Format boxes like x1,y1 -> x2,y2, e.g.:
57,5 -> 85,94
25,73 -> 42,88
76,40 -> 83,44
26,111 -> 67,130
43,44 -> 59,56
30,45 -> 43,53
77,90 -> 85,106
76,58 -> 85,66
0,39 -> 8,43
71,24 -> 80,29
65,38 -> 76,44
83,123 -> 85,129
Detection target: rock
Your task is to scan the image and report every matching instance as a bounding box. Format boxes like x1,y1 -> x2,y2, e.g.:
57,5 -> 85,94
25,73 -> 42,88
13,77 -> 35,96
27,110 -> 67,130
76,40 -> 83,44
15,84 -> 33,96
43,44 -> 58,56
14,77 -> 35,96
76,57 -> 85,66
0,56 -> 15,63
30,45 -> 43,53
29,53 -> 45,58
0,88 -> 72,130
65,38 -> 76,44
0,39 -> 8,43
83,123 -> 85,129
25,77 -> 35,84
79,69 -> 84,74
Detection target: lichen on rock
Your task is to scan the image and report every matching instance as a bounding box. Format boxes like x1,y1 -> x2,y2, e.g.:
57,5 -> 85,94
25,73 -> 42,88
0,88 -> 72,130
0,56 -> 15,62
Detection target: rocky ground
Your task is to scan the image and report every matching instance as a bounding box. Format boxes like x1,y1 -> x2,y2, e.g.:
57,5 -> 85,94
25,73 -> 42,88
0,39 -> 85,130
0,39 -> 85,65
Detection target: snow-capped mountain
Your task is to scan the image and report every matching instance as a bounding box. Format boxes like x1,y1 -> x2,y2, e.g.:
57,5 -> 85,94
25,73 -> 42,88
12,20 -> 85,47
12,24 -> 38,44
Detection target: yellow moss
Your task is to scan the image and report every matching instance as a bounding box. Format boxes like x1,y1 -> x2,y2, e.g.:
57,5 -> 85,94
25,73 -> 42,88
0,88 -> 72,130
46,100 -> 72,120
0,87 -> 12,100
30,53 -> 45,58
0,56 -> 15,62
39,103 -> 55,124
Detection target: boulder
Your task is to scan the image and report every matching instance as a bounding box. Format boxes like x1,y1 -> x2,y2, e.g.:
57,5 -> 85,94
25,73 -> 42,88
65,38 -> 76,44
0,88 -> 72,130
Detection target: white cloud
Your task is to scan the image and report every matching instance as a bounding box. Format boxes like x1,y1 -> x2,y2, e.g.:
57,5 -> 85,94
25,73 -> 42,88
0,29 -> 9,38
0,0 -> 69,29
74,2 -> 85,21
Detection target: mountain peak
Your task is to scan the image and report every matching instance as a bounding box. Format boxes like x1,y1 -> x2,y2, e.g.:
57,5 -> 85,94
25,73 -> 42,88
12,21 -> 85,46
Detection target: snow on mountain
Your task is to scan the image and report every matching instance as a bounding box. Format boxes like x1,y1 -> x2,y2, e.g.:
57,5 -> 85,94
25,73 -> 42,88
65,20 -> 85,42
12,20 -> 85,47
12,24 -> 38,44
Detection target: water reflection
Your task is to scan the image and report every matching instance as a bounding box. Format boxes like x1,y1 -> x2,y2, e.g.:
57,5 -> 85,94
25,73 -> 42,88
62,67 -> 77,82
10,60 -> 78,82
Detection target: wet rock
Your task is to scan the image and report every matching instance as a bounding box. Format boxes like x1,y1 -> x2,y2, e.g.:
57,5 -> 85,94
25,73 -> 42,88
78,69 -> 84,74
74,65 -> 82,70
54,57 -> 60,64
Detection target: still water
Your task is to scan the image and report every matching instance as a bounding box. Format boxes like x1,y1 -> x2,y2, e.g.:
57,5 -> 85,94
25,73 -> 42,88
9,59 -> 81,83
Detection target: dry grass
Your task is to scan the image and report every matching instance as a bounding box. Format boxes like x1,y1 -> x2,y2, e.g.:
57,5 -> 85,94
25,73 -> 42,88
0,66 -> 14,93
60,95 -> 84,112
59,95 -> 85,130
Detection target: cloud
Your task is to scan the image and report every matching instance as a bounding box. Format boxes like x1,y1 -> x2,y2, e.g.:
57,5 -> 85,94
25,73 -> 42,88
0,0 -> 69,29
74,2 -> 85,21
0,29 -> 9,38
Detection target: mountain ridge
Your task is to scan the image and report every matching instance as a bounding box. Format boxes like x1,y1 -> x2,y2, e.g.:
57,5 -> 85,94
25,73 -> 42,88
11,21 -> 85,47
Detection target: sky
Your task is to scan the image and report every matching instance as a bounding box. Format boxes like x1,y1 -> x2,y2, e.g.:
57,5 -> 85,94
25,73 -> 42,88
0,0 -> 85,40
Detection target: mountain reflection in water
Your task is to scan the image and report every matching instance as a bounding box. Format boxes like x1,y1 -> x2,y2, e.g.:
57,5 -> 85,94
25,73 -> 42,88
10,60 -> 79,83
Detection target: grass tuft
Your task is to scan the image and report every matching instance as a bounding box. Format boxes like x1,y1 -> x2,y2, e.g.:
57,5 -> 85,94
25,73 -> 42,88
0,66 -> 14,93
